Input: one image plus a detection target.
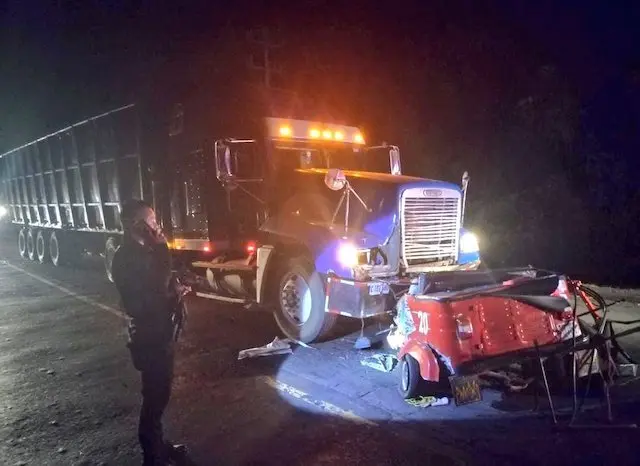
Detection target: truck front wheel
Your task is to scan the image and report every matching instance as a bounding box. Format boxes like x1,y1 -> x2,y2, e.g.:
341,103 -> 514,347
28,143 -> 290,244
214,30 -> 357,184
273,257 -> 336,344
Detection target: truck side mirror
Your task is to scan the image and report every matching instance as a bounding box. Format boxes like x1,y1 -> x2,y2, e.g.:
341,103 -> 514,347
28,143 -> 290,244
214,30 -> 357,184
214,141 -> 234,181
389,147 -> 402,175
461,171 -> 469,191
324,168 -> 347,191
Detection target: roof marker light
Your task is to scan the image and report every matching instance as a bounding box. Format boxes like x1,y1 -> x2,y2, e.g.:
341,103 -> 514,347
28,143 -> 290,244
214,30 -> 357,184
279,125 -> 292,137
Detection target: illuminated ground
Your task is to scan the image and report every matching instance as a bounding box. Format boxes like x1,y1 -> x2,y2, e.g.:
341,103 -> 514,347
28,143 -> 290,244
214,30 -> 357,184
1,229 -> 640,466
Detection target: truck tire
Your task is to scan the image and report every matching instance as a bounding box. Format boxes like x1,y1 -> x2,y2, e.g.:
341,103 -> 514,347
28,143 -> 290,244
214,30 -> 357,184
36,230 -> 49,263
104,237 -> 119,283
26,228 -> 36,261
18,229 -> 27,258
49,231 -> 61,266
273,256 -> 337,344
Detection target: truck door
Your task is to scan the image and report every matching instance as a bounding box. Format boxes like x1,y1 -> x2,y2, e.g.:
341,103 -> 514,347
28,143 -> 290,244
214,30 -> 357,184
214,140 -> 266,240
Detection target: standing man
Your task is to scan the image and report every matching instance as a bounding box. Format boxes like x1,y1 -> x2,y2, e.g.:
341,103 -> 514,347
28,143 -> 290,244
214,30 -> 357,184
112,199 -> 189,465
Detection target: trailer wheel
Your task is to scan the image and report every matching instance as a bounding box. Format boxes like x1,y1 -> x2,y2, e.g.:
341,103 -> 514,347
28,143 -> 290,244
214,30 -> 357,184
49,231 -> 61,266
272,256 -> 337,344
18,229 -> 27,258
104,237 -> 119,283
399,355 -> 423,399
36,230 -> 49,263
26,229 -> 36,261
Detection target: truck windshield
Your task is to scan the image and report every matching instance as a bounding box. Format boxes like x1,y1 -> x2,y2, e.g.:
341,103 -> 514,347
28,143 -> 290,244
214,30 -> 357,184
272,145 -> 391,174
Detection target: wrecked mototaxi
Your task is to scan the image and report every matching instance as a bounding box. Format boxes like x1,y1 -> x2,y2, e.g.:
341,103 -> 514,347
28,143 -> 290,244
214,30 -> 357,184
388,269 -> 584,399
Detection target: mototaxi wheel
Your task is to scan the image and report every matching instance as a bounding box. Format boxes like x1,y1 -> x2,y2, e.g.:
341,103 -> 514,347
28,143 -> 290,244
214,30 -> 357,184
399,354 -> 423,399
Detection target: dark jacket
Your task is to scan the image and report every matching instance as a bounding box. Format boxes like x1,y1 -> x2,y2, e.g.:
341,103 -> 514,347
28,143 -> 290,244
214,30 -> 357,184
112,239 -> 179,346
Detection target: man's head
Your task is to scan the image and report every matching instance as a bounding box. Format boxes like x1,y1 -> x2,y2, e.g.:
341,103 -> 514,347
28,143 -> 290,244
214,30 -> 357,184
120,199 -> 165,246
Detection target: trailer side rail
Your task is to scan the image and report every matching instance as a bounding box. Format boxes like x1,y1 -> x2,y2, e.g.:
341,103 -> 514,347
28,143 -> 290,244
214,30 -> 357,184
0,104 -> 143,233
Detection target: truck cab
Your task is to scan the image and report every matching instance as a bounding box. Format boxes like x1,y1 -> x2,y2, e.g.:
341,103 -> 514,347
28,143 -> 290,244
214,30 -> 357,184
194,116 -> 481,342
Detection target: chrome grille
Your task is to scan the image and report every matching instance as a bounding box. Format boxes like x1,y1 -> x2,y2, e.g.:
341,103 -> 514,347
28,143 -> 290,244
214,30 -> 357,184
401,188 -> 461,266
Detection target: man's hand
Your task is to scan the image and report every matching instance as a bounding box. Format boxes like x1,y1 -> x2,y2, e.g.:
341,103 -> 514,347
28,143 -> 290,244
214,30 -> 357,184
177,283 -> 192,298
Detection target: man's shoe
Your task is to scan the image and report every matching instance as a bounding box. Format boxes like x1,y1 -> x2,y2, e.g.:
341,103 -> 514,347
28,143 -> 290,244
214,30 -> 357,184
166,443 -> 189,461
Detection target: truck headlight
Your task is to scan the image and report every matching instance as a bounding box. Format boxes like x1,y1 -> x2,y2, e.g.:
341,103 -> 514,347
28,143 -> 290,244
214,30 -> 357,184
0,205 -> 7,219
460,232 -> 479,253
337,242 -> 359,268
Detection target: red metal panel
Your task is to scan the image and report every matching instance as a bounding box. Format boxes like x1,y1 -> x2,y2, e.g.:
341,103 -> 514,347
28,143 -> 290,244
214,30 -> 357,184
403,293 -> 564,379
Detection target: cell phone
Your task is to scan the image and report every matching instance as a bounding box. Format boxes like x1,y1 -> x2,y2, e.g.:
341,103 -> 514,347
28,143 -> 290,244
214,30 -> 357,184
135,220 -> 164,244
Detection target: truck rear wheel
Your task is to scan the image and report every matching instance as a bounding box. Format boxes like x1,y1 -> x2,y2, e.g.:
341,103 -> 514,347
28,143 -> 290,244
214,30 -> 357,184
36,230 -> 49,263
18,229 -> 27,258
49,231 -> 61,266
26,228 -> 36,261
104,237 -> 119,283
273,256 -> 336,344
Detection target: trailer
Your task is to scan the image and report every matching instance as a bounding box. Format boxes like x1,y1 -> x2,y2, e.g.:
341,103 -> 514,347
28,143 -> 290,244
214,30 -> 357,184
0,105 -> 145,274
1,95 -> 482,343
0,101 -> 258,279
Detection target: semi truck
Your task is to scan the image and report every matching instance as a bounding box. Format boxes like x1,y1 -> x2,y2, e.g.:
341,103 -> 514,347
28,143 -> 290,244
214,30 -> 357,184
0,97 -> 481,343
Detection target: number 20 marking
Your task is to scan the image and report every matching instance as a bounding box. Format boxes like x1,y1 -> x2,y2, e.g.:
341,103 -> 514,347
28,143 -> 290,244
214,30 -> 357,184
418,311 -> 429,335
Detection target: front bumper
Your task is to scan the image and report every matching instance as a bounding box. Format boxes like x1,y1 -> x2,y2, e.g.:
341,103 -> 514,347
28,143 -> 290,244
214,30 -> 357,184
404,259 -> 482,274
325,276 -> 393,318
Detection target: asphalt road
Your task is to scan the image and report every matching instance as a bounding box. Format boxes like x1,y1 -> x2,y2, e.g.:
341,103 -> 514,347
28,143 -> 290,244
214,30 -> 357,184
1,230 -> 640,466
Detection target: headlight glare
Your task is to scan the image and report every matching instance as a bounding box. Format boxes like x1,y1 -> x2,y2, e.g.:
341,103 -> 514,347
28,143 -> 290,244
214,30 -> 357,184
460,232 -> 479,254
337,242 -> 359,268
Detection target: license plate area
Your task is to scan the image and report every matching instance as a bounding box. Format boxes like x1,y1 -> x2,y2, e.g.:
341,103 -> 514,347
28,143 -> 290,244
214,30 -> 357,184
449,375 -> 482,406
368,281 -> 389,296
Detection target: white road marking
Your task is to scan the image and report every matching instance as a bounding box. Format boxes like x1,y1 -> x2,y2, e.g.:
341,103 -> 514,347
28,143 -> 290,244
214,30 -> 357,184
3,262 -> 127,320
263,376 -> 377,427
2,261 -> 377,429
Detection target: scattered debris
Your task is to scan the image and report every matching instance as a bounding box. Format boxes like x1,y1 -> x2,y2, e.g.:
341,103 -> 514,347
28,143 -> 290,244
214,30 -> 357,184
406,396 -> 450,408
386,295 -> 414,350
287,338 -> 315,349
238,337 -> 292,360
360,354 -> 398,373
481,370 -> 534,392
617,363 -> 639,377
354,328 -> 390,350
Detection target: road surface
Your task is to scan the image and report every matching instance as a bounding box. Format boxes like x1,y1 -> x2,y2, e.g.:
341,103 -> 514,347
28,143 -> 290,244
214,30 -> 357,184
1,230 -> 640,465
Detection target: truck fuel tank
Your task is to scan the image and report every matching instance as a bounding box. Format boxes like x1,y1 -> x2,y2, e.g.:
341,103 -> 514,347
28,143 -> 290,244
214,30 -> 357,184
192,259 -> 257,300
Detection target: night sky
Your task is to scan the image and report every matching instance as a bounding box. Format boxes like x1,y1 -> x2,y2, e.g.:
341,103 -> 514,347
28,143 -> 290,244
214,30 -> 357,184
1,1 -> 639,284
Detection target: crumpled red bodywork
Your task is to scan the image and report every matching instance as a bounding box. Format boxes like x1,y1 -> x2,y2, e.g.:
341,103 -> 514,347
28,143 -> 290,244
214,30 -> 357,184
397,273 -> 575,382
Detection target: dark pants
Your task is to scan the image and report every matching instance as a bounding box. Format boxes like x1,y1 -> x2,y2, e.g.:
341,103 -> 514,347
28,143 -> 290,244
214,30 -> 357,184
130,339 -> 174,465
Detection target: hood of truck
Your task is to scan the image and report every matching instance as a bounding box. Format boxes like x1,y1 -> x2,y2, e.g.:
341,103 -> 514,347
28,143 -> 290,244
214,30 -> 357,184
297,168 -> 461,191
295,168 -> 462,245
262,169 -> 462,277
